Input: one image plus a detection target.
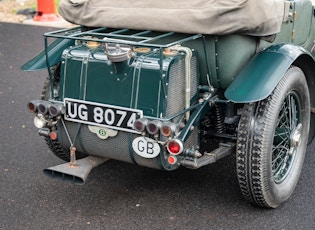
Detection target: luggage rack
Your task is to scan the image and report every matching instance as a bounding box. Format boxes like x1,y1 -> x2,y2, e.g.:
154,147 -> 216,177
43,26 -> 211,98
44,26 -> 203,48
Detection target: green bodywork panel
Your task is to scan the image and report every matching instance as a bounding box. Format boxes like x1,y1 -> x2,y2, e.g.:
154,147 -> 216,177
223,0 -> 315,103
22,0 -> 315,107
293,0 -> 313,45
59,45 -> 195,118
181,34 -> 258,89
21,38 -> 74,71
204,35 -> 257,89
224,44 -> 310,103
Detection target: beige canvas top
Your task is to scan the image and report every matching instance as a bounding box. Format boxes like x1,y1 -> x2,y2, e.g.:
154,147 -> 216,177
59,0 -> 288,36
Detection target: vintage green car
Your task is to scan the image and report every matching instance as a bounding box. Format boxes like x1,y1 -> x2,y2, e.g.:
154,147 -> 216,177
23,0 -> 315,208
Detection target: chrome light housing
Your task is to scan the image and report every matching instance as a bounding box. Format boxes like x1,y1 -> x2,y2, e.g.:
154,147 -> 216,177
133,118 -> 148,133
167,139 -> 183,155
146,120 -> 162,135
161,122 -> 178,137
34,114 -> 47,128
49,103 -> 65,117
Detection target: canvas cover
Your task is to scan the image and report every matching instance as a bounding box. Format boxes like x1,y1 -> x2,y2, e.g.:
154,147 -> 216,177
59,0 -> 287,36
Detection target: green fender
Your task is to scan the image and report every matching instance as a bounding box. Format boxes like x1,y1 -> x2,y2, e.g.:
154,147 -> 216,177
21,38 -> 74,71
224,44 -> 312,103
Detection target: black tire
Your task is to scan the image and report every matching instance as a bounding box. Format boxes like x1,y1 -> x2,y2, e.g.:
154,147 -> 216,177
236,66 -> 310,208
41,65 -> 88,162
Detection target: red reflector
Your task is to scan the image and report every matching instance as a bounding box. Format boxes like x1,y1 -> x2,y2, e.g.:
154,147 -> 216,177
168,155 -> 177,165
167,139 -> 183,155
50,132 -> 57,140
27,102 -> 36,113
27,100 -> 41,113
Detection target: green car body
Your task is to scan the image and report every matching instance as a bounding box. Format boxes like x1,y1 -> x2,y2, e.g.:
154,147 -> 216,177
24,0 -> 315,208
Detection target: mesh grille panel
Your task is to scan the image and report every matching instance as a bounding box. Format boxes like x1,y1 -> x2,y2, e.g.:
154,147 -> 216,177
166,56 -> 198,118
167,55 -> 199,148
184,127 -> 199,149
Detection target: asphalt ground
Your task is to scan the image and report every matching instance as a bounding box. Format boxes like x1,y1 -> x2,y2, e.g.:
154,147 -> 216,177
0,22 -> 314,229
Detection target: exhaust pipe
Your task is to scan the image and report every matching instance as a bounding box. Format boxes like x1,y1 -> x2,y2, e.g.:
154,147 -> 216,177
43,156 -> 109,185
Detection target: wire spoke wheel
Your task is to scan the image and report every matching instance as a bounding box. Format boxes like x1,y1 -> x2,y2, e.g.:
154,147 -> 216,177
272,92 -> 301,183
236,66 -> 310,208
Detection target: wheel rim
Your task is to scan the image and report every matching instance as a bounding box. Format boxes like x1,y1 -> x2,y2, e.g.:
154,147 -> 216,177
272,91 -> 302,184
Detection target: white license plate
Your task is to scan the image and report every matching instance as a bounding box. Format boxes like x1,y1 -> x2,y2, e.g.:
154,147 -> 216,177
132,136 -> 160,158
64,98 -> 143,133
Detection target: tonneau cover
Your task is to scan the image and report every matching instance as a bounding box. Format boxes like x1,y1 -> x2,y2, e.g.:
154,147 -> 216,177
59,0 -> 287,36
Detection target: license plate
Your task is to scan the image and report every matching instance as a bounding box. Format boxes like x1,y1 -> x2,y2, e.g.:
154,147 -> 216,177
64,98 -> 143,133
132,136 -> 160,158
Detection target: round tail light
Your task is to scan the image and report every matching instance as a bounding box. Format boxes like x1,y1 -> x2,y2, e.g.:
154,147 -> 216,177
49,104 -> 65,117
133,118 -> 148,132
167,139 -> 183,155
146,120 -> 161,135
50,131 -> 58,140
161,122 -> 178,137
27,100 -> 41,113
168,155 -> 177,165
38,102 -> 51,115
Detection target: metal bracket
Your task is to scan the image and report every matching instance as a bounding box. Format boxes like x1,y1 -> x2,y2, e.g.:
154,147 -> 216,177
179,142 -> 235,169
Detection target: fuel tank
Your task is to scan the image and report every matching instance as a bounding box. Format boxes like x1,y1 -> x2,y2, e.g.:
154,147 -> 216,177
57,42 -> 199,169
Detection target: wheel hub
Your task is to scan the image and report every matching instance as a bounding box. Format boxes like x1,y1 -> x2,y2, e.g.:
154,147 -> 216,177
289,123 -> 302,156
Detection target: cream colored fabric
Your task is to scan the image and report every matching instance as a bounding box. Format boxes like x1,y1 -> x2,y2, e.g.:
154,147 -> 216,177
59,0 -> 286,36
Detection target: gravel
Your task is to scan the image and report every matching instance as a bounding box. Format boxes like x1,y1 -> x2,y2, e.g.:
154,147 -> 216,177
0,0 -> 37,23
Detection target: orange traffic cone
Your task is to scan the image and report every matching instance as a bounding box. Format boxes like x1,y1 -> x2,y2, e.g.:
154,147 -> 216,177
33,0 -> 61,22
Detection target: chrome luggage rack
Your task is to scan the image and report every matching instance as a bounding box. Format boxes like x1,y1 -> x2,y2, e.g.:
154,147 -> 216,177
43,26 -> 210,100
44,26 -> 202,49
